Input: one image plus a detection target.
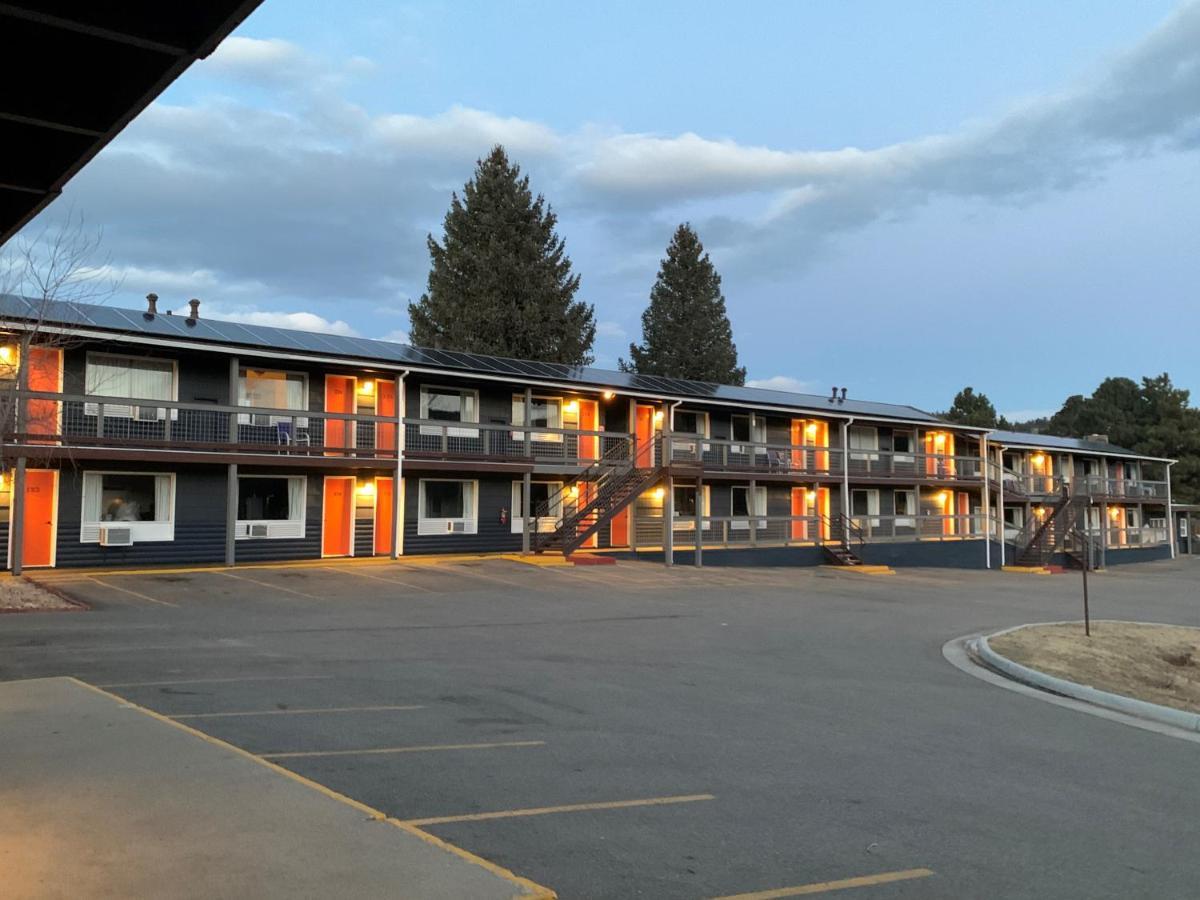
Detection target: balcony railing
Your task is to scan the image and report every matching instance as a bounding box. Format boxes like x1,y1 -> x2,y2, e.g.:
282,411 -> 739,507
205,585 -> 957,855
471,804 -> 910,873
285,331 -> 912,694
403,419 -> 630,466
847,513 -> 991,542
998,469 -> 1169,502
631,513 -> 994,549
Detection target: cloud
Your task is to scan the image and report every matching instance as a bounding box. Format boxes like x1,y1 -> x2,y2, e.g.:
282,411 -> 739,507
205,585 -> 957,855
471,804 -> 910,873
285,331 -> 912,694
211,307 -> 360,336
381,329 -> 410,344
595,320 -> 627,339
27,3 -> 1200,343
745,375 -> 814,394
1001,408 -> 1056,423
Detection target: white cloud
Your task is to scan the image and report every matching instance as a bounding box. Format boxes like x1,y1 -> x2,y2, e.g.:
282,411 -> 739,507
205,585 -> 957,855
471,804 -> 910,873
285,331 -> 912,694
211,307 -> 360,336
381,329 -> 410,344
203,37 -> 314,85
1001,408 -> 1055,423
370,106 -> 561,159
595,320 -> 627,339
745,375 -> 814,394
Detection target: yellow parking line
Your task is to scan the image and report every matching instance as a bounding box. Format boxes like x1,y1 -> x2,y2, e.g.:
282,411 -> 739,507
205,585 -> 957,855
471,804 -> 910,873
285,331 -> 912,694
69,679 -> 556,900
330,566 -> 436,593
88,577 -> 178,607
173,705 -> 425,719
404,793 -> 716,826
217,570 -> 320,600
97,675 -> 335,688
709,867 -> 935,899
262,740 -> 545,759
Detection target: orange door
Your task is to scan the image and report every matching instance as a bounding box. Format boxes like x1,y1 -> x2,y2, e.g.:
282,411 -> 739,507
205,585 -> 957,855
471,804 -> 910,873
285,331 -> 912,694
578,481 -> 598,548
579,399 -> 599,462
635,405 -> 655,468
374,477 -> 394,555
956,492 -> 970,536
322,476 -> 353,556
818,487 -> 831,540
27,347 -> 62,442
610,507 -> 629,547
324,375 -> 355,454
15,470 -> 57,567
376,380 -> 396,454
790,487 -> 808,540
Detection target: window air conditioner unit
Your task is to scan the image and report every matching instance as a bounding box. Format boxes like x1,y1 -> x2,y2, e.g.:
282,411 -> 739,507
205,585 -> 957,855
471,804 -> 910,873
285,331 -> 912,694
99,526 -> 133,547
249,524 -> 270,538
446,521 -> 467,533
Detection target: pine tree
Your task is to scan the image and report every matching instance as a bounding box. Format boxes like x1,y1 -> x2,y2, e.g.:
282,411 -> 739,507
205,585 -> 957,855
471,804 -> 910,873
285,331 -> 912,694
620,224 -> 746,385
408,146 -> 595,364
943,386 -> 999,428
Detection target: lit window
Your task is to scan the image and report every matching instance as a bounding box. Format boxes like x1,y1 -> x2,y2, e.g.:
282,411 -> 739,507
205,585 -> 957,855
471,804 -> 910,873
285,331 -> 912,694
81,472 -> 175,543
85,353 -> 175,419
238,369 -> 307,427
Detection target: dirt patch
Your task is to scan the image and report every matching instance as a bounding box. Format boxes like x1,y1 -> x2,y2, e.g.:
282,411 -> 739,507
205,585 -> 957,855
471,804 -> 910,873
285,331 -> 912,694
990,621 -> 1200,714
0,576 -> 81,612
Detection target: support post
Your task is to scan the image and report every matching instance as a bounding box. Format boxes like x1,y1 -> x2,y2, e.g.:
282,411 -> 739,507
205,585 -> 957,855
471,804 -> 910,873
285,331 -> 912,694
663,474 -> 674,567
228,357 -> 239,444
391,373 -> 405,559
1166,461 -> 1175,559
749,478 -> 758,548
522,471 -> 532,555
225,462 -> 238,567
998,444 -> 1006,566
982,434 -> 991,568
841,419 -> 852,522
1100,501 -> 1108,568
10,457 -> 27,575
694,476 -> 703,567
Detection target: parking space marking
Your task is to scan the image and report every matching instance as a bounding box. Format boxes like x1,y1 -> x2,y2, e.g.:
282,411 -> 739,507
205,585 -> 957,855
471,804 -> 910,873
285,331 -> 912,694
87,577 -> 179,607
173,704 -> 425,719
97,675 -> 335,688
330,566 -> 436,593
709,868 -> 935,899
261,739 -> 545,759
69,678 -> 556,900
404,793 -> 716,826
217,570 -> 320,600
444,565 -> 533,590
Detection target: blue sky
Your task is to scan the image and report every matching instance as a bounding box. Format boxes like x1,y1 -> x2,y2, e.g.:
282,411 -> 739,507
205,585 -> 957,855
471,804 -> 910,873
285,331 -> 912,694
15,1 -> 1200,419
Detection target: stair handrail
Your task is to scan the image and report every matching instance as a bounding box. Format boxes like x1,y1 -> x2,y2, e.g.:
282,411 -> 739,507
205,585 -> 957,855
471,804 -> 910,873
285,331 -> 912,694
1015,487 -> 1077,563
530,432 -> 634,525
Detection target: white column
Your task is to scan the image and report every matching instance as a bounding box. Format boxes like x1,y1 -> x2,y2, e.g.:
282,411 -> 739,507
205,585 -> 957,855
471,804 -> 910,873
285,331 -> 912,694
663,475 -> 674,567
982,434 -> 991,569
392,372 -> 405,559
1167,461 -> 1175,559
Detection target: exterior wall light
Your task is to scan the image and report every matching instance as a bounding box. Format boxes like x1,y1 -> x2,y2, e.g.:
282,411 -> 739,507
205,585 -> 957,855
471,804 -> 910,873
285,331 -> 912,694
653,410 -> 664,424
357,480 -> 375,497
806,490 -> 817,502
565,399 -> 579,413
602,391 -> 615,400
358,380 -> 375,395
653,487 -> 666,500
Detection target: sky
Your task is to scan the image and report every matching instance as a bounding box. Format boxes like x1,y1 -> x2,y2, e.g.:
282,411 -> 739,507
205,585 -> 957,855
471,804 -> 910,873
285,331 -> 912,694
13,0 -> 1200,420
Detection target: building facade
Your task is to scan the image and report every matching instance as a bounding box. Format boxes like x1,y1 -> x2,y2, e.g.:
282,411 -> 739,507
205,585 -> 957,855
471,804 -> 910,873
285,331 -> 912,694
0,296 -> 1176,572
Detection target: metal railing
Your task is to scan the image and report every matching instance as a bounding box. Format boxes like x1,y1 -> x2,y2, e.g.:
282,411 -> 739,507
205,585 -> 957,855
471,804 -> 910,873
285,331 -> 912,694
846,513 -> 992,541
630,512 -> 993,548
999,469 -> 1170,501
404,418 -> 629,466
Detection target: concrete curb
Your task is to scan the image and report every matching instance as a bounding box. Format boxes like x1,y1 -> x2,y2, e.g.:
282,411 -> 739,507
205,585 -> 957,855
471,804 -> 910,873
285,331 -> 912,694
975,623 -> 1200,734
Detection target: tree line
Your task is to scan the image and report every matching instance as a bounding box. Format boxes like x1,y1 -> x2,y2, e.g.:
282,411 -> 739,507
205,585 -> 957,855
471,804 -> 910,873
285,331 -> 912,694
408,146 -> 745,384
942,380 -> 1200,501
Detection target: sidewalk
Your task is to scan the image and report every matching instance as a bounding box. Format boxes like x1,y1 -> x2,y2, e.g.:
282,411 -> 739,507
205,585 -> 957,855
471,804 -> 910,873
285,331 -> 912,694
0,678 -> 550,899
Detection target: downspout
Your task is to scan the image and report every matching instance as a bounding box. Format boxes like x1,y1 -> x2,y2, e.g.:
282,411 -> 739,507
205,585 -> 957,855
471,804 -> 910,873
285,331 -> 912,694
841,418 -> 854,526
997,444 -> 1006,566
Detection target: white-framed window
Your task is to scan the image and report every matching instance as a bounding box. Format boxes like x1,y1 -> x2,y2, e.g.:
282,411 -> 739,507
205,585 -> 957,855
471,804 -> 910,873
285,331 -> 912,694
730,485 -> 767,530
419,385 -> 478,437
511,480 -> 563,533
892,431 -> 914,463
849,425 -> 879,460
511,395 -> 563,442
80,471 -> 175,543
672,484 -> 710,531
673,410 -> 709,436
236,475 -> 307,539
730,415 -> 766,452
238,368 -> 308,426
84,353 -> 177,420
418,479 -> 478,535
894,489 -> 916,527
851,488 -> 880,518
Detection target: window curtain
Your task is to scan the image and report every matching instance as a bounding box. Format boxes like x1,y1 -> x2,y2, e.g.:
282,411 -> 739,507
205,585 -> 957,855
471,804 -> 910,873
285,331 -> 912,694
462,481 -> 475,520
82,472 -> 102,521
287,477 -> 305,521
154,476 -> 173,522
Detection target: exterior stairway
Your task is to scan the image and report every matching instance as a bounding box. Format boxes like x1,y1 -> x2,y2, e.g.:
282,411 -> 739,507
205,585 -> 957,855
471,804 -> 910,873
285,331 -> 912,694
1014,487 -> 1082,567
530,433 -> 663,557
820,514 -> 866,566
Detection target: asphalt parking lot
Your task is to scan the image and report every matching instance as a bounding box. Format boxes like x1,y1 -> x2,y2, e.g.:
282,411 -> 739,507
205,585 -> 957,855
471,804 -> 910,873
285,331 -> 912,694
4,556 -> 1200,899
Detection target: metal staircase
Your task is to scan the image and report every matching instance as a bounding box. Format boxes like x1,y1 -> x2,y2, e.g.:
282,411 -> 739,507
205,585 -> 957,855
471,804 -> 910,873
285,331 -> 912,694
820,513 -> 866,566
529,433 -> 663,556
1013,487 -> 1082,567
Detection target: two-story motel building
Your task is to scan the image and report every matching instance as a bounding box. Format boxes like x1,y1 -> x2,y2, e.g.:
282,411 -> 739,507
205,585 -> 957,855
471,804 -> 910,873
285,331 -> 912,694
0,295 -> 1176,573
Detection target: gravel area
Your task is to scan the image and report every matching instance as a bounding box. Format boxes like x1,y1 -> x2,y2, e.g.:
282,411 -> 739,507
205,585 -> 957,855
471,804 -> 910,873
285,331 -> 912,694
990,621 -> 1200,714
0,576 -> 79,612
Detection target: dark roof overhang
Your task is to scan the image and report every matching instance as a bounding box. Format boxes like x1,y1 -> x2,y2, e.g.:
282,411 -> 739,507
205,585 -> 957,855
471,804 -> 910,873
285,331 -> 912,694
0,1 -> 263,246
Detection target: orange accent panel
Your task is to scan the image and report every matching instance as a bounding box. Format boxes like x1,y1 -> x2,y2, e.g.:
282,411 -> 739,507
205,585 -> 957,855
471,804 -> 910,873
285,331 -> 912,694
790,487 -> 807,540
322,477 -> 353,556
579,400 -> 599,461
374,477 -> 394,555
635,405 -> 654,468
21,470 -> 57,567
610,507 -> 629,547
27,347 -> 62,441
376,381 -> 396,453
818,488 -> 831,540
324,375 -> 354,453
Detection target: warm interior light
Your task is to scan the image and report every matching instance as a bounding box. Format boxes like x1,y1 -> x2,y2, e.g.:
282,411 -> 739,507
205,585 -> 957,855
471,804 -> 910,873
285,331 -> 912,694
653,487 -> 666,500
602,391 -> 615,400
358,380 -> 375,395
357,480 -> 375,497
805,423 -> 818,437
565,399 -> 579,413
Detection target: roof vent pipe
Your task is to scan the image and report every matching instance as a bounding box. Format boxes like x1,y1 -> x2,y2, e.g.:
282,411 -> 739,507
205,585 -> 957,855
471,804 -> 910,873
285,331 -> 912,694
144,293 -> 158,318
187,298 -> 200,322
829,386 -> 838,403
839,387 -> 847,403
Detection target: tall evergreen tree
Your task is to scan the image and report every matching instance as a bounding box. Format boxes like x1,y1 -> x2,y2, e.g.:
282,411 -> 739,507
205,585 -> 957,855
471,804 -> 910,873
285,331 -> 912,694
620,224 -> 746,385
943,386 -> 1000,428
408,146 -> 595,364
